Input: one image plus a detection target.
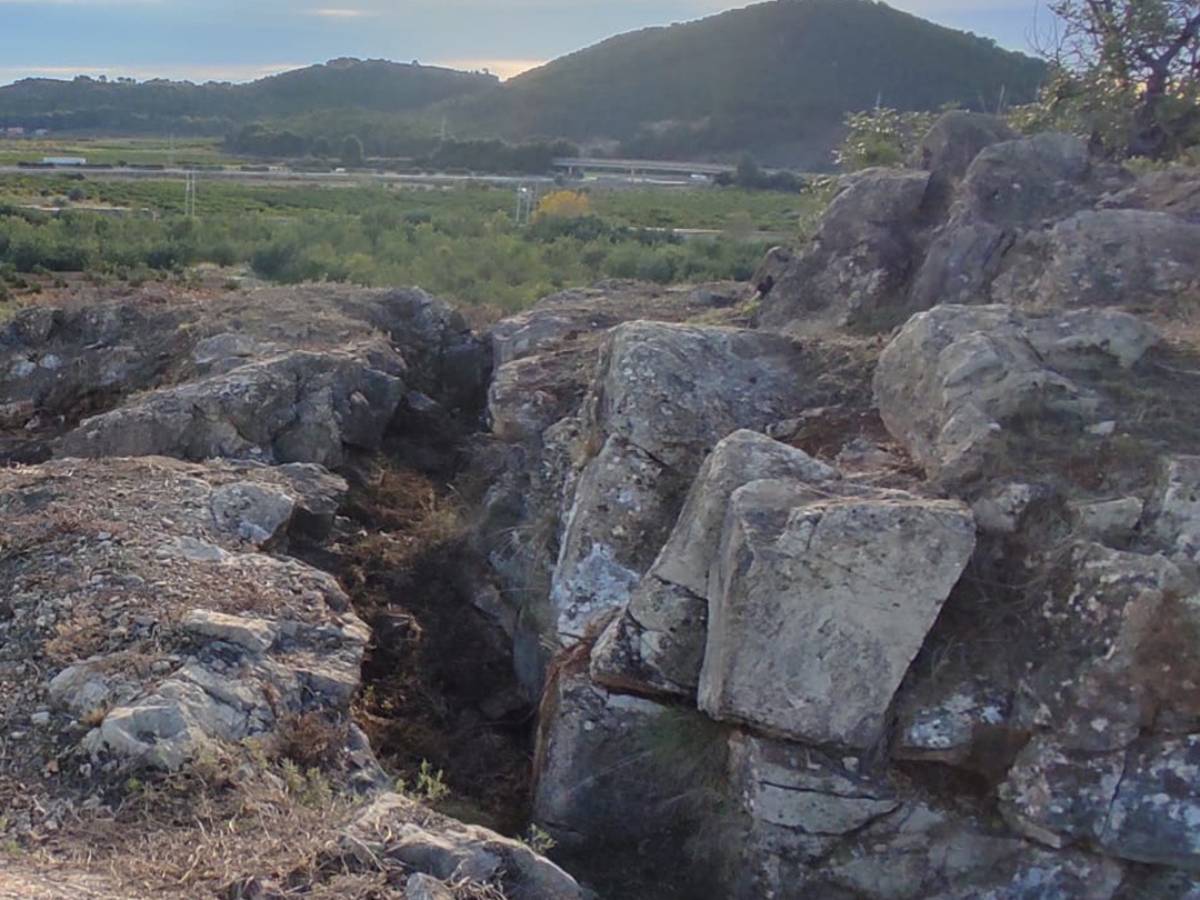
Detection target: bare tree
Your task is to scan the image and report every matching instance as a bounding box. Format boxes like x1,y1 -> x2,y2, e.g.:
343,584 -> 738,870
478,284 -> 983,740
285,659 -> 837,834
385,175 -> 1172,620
1045,0 -> 1200,155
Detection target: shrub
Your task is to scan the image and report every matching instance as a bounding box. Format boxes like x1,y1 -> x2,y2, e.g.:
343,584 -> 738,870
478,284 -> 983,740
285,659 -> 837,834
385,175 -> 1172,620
534,190 -> 591,221
835,107 -> 938,172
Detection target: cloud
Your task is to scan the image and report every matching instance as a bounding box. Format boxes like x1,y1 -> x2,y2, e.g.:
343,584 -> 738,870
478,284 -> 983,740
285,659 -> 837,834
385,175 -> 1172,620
308,7 -> 374,18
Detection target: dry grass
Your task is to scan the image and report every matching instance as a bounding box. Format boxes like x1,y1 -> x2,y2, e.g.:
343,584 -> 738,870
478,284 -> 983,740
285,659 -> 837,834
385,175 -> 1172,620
333,457 -> 534,836
272,713 -> 351,770
33,751 -> 364,899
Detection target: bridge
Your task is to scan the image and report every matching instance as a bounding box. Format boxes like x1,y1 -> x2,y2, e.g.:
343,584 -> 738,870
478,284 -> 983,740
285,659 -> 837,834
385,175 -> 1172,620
552,157 -> 736,177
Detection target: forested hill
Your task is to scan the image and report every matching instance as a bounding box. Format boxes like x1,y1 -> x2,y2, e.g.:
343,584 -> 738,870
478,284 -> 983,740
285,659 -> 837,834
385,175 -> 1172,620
0,59 -> 498,134
444,0 -> 1047,164
0,0 -> 1046,167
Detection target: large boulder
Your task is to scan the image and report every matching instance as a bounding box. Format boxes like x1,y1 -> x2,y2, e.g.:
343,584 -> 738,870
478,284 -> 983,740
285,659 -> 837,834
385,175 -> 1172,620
59,343 -> 406,467
591,430 -> 839,698
910,132 -> 1125,310
873,304 -> 1159,487
697,478 -> 975,748
1000,209 -> 1200,312
584,320 -> 819,473
1001,734 -> 1200,870
550,321 -> 841,641
915,110 -> 1017,184
758,169 -> 939,332
532,660 -> 677,848
1100,166 -> 1200,222
549,435 -> 686,641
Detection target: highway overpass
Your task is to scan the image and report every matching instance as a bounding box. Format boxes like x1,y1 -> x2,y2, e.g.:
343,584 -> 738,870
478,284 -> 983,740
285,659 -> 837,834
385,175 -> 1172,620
553,157 -> 736,177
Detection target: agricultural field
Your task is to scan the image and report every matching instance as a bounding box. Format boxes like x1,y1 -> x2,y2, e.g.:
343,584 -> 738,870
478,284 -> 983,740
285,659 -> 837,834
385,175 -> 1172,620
0,135 -> 235,166
0,173 -> 828,311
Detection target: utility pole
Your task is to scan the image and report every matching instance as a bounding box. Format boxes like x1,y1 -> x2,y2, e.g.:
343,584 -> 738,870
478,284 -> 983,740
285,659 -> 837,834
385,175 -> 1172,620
184,171 -> 197,217
514,185 -> 536,225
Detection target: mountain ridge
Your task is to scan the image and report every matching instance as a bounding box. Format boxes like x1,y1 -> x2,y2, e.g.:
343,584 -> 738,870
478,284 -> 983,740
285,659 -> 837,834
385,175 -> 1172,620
0,1 -> 1046,167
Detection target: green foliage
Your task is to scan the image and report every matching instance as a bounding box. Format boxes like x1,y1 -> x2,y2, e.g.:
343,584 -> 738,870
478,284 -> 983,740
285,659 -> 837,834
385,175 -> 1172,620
1029,1 -> 1200,159
835,107 -> 939,171
0,59 -> 496,136
341,134 -> 365,167
397,759 -> 450,805
522,824 -> 558,855
280,760 -> 335,809
713,156 -> 806,192
445,0 -> 1044,162
0,176 -> 818,311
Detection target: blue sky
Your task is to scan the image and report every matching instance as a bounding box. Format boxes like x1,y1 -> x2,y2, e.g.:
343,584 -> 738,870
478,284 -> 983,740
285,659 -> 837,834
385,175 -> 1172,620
0,1 -> 1050,85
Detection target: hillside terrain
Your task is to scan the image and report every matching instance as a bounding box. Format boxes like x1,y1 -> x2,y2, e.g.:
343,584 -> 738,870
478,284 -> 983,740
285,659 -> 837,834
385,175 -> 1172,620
444,0 -> 1046,164
1,115 -> 1200,898
0,0 -> 1045,167
0,59 -> 496,137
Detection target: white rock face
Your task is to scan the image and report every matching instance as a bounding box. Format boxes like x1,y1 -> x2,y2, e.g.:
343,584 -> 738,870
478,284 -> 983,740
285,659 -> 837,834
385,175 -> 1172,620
1151,455 -> 1200,564
698,478 -> 976,748
549,435 -> 682,641
591,430 -> 838,697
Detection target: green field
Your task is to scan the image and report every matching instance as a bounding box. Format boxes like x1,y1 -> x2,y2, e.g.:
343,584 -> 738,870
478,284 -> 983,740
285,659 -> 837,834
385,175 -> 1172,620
0,136 -> 236,167
0,173 -> 827,311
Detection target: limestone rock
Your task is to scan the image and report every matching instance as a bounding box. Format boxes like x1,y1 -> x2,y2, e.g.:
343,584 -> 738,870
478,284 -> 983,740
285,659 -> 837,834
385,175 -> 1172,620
59,344 -> 406,467
915,110 -> 1017,183
1069,497 -> 1144,544
698,478 -> 975,748
874,305 -> 1158,486
487,348 -> 591,444
532,664 -> 676,849
1101,166 -> 1200,221
343,793 -> 582,900
895,677 -> 1014,774
1014,210 -> 1200,312
591,430 -> 838,697
729,732 -> 899,839
209,481 -> 296,546
1019,543 -> 1189,753
910,132 -> 1133,311
1150,455 -> 1200,564
1101,734 -> 1200,869
549,435 -> 685,640
3,457 -> 367,774
587,320 -> 819,473
758,169 -> 938,331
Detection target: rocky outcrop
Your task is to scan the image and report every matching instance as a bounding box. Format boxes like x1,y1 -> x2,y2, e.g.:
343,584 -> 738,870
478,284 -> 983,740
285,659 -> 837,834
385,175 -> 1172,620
915,110 -> 1017,183
756,114 -> 1200,335
758,168 -> 940,332
2,457 -> 368,773
592,430 -> 839,698
873,304 -> 1159,486
60,342 -> 407,467
698,479 -> 975,747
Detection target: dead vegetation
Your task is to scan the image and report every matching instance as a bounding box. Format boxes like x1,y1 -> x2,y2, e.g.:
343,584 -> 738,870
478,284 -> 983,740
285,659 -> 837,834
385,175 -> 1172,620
332,456 -> 534,836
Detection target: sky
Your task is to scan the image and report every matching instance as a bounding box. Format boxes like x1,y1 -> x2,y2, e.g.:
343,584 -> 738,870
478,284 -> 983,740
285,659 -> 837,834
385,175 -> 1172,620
0,0 -> 1050,86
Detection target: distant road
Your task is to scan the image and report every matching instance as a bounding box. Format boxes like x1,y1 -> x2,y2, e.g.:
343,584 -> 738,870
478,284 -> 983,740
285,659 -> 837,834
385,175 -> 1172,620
0,164 -> 729,190
0,164 -> 558,188
554,157 -> 736,176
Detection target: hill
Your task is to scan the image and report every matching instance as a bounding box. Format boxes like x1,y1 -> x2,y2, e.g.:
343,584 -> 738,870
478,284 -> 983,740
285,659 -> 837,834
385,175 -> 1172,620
0,1 -> 1046,167
443,0 -> 1047,165
0,58 -> 498,136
